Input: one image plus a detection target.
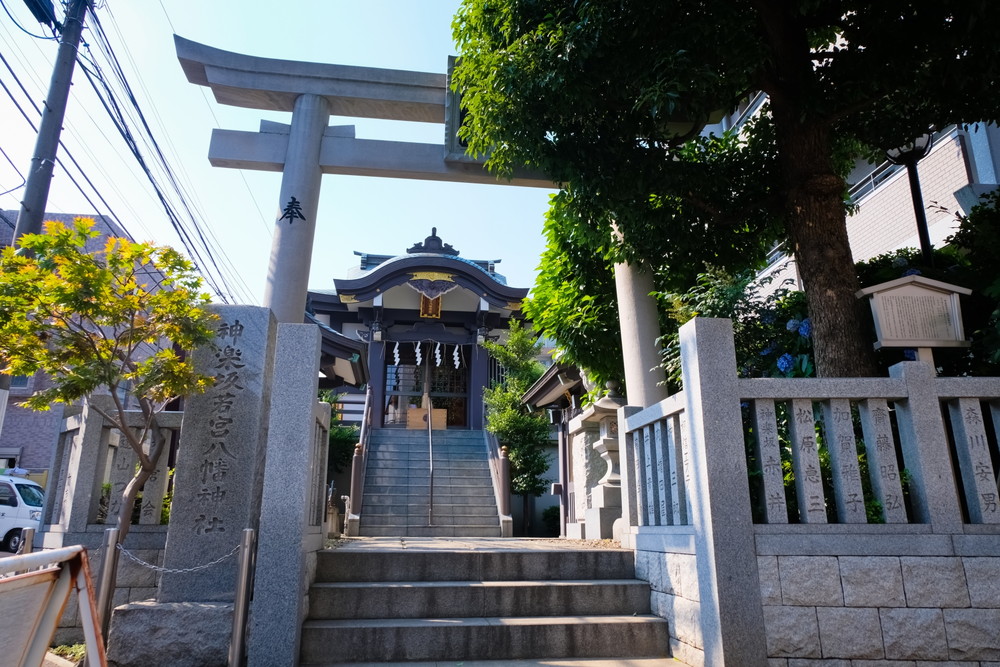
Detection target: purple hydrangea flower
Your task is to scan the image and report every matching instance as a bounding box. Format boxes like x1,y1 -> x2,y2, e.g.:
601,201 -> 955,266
777,353 -> 795,374
903,268 -> 922,276
798,318 -> 812,338
786,318 -> 801,332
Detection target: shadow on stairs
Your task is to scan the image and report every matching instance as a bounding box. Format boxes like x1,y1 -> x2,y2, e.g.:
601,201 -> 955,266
299,538 -> 672,665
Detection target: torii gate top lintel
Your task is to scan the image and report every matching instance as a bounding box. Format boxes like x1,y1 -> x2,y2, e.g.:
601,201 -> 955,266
174,35 -> 447,123
173,36 -> 551,324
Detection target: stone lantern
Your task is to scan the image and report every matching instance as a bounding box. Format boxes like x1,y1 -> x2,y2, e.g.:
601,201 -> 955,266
567,384 -> 625,540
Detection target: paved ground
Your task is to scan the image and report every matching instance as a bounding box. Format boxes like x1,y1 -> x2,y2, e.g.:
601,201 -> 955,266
326,537 -> 624,551
333,660 -> 675,666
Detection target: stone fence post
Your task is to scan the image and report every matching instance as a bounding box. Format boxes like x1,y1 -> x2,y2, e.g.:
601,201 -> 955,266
247,323 -> 329,667
40,395 -> 115,546
678,318 -> 767,664
889,361 -> 965,529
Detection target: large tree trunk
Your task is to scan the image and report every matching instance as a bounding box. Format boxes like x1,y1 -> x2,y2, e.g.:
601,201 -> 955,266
776,122 -> 878,377
758,1 -> 878,378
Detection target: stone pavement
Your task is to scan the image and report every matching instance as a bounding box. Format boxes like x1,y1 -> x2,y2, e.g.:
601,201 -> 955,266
326,537 -> 624,552
333,660 -> 673,666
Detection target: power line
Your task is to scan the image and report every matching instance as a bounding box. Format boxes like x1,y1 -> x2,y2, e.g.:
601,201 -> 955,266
0,0 -> 56,40
1,0 -> 258,304
84,9 -> 256,303
0,49 -> 130,238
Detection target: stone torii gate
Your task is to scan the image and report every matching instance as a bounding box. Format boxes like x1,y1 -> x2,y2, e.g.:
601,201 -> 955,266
174,33 -> 667,410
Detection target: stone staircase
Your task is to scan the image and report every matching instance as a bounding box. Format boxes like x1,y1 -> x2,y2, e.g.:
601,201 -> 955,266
299,542 -> 671,664
359,429 -> 501,537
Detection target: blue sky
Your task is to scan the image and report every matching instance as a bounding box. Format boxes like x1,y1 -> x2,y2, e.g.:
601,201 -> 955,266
0,1 -> 555,303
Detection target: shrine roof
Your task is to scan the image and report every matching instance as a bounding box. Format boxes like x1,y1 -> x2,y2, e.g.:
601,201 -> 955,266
333,253 -> 527,310
330,228 -> 526,309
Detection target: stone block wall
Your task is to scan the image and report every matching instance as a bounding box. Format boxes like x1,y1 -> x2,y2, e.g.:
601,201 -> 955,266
759,550 -> 1000,664
634,546 -> 703,665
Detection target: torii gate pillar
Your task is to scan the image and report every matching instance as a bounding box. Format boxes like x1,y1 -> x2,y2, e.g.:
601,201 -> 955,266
264,94 -> 330,322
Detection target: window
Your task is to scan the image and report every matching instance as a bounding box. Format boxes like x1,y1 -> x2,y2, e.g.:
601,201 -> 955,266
0,483 -> 16,507
14,483 -> 43,508
9,376 -> 28,389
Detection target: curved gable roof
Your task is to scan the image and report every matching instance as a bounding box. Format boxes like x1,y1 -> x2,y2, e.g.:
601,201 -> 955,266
333,254 -> 527,309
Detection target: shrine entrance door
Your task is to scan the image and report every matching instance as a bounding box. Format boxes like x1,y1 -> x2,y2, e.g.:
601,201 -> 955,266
383,342 -> 469,428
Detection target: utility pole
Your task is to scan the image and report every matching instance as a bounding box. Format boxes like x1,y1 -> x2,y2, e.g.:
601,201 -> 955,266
1,0 -> 90,432
14,0 -> 89,240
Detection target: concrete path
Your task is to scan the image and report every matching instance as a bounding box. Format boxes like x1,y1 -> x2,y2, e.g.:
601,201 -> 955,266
332,660 -> 674,666
326,537 -> 624,552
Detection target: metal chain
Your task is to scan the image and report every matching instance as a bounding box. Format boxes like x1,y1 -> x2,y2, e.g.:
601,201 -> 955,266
116,542 -> 240,574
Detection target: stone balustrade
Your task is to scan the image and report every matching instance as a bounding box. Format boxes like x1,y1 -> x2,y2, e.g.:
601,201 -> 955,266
620,318 -> 1000,665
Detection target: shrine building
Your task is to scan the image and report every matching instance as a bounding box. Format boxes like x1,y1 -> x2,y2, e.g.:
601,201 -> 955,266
307,228 -> 528,430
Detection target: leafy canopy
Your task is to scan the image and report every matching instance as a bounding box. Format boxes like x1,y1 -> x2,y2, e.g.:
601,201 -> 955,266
0,218 -> 218,412
454,0 -> 1000,378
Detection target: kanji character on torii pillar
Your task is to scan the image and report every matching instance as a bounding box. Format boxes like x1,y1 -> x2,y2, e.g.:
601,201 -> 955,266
174,35 -> 667,403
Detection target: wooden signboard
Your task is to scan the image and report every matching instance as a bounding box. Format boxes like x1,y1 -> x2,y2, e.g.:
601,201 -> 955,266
856,275 -> 972,349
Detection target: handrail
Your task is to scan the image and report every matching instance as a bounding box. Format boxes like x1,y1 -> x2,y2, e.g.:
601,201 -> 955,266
483,429 -> 513,536
426,398 -> 434,526
345,385 -> 373,535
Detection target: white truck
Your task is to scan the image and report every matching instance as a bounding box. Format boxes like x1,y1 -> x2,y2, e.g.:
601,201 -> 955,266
0,474 -> 44,552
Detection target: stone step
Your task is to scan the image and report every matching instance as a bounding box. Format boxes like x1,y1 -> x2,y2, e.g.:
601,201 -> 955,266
299,615 -> 669,663
363,488 -> 496,500
369,450 -> 486,460
368,454 -> 487,462
309,579 -> 652,619
365,469 -> 491,484
358,524 -> 502,538
362,504 -> 498,518
370,436 -> 486,447
316,550 -> 636,582
363,514 -> 498,527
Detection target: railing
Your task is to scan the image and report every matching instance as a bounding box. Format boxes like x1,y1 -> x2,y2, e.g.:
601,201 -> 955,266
623,391 -> 692,529
623,340 -> 1000,534
345,385 -> 374,536
483,430 -> 513,536
739,368 -> 1000,527
426,399 -> 434,526
617,318 -> 1000,665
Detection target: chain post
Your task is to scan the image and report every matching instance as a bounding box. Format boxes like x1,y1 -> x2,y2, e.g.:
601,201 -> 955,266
95,527 -> 120,645
18,527 -> 34,555
228,529 -> 256,667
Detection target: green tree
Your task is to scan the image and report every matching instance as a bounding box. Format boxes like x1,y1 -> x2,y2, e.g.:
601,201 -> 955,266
523,125 -> 782,392
482,320 -> 551,532
0,218 -> 217,545
318,390 -> 361,481
453,0 -> 1000,378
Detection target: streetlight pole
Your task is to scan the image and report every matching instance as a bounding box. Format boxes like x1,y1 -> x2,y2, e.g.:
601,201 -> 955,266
886,134 -> 934,267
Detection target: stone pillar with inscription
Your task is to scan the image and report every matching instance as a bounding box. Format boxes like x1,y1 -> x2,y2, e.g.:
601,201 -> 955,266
107,306 -> 277,667
158,305 -> 277,601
